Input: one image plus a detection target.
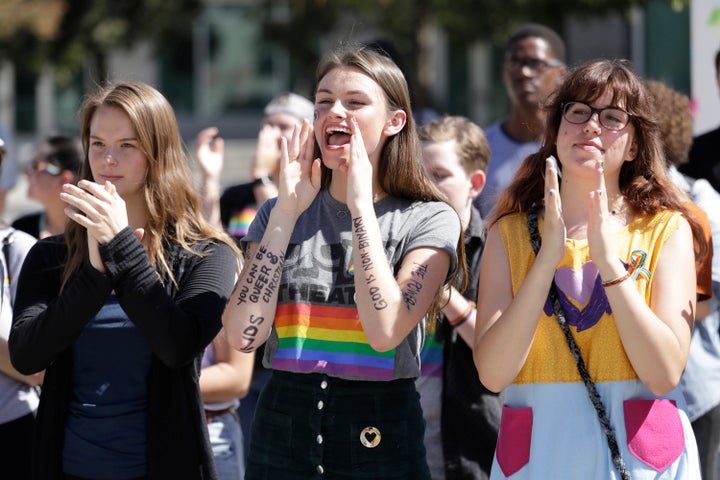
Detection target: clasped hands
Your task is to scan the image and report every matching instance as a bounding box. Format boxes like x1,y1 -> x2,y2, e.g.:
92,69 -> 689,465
61,180 -> 143,272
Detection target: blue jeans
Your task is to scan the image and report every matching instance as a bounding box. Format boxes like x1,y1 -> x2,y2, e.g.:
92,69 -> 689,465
208,411 -> 244,480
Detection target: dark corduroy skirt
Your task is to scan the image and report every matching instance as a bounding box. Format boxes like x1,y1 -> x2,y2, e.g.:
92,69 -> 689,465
245,370 -> 430,480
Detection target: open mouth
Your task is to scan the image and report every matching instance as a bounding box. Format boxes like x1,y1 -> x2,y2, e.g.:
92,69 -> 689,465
326,126 -> 351,148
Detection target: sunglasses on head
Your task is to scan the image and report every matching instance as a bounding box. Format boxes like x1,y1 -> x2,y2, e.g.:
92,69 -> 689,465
29,160 -> 63,176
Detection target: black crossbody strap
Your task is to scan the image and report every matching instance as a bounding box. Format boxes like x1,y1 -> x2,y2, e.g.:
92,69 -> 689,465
2,230 -> 13,285
527,206 -> 631,480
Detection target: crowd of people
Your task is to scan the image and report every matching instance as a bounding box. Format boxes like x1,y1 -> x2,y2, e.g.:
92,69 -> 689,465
0,21 -> 718,480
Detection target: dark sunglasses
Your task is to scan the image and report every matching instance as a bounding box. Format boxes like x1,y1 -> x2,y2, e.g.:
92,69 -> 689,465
28,160 -> 63,176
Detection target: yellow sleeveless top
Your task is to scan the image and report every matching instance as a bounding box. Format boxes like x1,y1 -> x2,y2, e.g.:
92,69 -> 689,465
498,210 -> 682,385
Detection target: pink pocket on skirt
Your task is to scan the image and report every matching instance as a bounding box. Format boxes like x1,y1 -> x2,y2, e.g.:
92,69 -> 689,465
496,405 -> 533,477
624,399 -> 685,471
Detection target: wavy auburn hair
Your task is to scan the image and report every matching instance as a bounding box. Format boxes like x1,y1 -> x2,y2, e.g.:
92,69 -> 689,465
63,81 -> 238,288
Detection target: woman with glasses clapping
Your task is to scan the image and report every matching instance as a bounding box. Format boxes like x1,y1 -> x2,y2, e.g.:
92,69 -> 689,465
12,135 -> 82,239
474,59 -> 705,479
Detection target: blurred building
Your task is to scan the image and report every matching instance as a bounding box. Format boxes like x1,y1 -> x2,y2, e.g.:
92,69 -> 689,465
0,0 -> 710,146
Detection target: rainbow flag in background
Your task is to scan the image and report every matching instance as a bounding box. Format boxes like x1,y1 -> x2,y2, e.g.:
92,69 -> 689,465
419,333 -> 443,378
227,207 -> 258,238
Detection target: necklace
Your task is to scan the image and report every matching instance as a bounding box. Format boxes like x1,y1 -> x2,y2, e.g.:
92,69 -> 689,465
335,206 -> 349,219
608,197 -> 628,217
610,206 -> 627,216
323,191 -> 350,219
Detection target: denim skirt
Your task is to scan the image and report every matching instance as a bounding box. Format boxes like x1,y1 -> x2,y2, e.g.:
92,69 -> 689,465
245,370 -> 430,480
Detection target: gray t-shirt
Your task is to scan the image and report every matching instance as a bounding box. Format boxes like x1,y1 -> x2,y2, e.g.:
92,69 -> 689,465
243,189 -> 460,381
474,120 -> 541,218
0,124 -> 18,191
0,227 -> 38,424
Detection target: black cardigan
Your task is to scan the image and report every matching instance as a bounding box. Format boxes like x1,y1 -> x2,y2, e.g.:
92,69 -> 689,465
9,227 -> 237,480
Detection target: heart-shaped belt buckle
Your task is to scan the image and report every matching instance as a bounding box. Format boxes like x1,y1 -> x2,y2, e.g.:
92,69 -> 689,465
360,426 -> 381,448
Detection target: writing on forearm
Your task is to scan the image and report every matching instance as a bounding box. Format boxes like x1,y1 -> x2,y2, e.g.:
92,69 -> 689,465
402,262 -> 428,310
353,216 -> 374,272
367,286 -> 388,310
353,216 -> 387,310
234,243 -> 284,305
239,313 -> 265,352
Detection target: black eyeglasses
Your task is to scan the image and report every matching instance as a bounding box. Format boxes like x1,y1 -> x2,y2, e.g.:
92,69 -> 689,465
561,101 -> 633,131
505,57 -> 563,74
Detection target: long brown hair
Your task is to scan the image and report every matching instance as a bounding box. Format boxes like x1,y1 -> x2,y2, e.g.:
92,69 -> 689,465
315,44 -> 441,201
315,43 -> 467,320
63,81 -> 239,288
488,58 -> 707,260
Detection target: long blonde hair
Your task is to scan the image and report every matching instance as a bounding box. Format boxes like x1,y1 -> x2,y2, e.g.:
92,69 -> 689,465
63,81 -> 239,288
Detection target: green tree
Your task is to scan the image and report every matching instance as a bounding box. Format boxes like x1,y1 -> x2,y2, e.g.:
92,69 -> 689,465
258,0 -> 685,112
0,0 -> 203,86
256,0 -> 336,92
0,0 -> 67,72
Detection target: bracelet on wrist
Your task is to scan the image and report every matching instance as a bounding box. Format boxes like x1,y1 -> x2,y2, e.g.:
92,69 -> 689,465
449,301 -> 475,328
601,266 -> 633,288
